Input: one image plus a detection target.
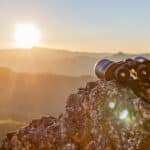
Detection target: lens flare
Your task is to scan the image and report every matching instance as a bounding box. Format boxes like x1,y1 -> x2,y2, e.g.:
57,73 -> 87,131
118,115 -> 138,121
119,109 -> 129,120
108,101 -> 116,109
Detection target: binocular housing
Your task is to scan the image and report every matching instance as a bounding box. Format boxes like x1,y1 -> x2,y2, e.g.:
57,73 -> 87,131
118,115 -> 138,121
95,56 -> 150,103
95,56 -> 150,83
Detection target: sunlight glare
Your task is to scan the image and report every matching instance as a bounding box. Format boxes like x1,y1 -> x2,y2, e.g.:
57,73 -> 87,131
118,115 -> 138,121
14,24 -> 41,48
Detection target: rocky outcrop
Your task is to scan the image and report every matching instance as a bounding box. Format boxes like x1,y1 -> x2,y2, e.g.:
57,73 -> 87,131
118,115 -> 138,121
0,80 -> 150,150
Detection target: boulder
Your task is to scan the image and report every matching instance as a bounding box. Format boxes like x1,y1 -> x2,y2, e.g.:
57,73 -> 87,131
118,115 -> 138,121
0,80 -> 150,150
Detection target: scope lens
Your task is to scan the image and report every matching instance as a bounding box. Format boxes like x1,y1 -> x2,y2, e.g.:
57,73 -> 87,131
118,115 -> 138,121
136,64 -> 150,81
114,66 -> 130,83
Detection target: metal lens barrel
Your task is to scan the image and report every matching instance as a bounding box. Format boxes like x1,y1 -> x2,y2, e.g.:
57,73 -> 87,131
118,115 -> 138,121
134,56 -> 148,63
95,59 -> 115,81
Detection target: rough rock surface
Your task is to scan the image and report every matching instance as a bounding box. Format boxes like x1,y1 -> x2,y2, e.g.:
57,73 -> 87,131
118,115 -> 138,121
0,80 -> 150,150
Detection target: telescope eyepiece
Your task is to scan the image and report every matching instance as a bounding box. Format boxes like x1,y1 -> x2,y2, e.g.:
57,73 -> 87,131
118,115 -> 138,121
136,64 -> 150,81
95,59 -> 115,81
114,66 -> 130,83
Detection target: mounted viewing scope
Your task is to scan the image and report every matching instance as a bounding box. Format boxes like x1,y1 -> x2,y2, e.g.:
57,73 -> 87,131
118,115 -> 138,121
95,59 -> 130,83
95,56 -> 150,102
95,56 -> 150,83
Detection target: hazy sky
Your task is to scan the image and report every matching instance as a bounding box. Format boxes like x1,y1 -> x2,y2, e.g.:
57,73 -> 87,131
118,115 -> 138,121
0,0 -> 150,53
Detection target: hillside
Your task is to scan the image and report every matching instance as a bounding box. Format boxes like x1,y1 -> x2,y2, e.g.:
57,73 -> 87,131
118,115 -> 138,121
0,48 -> 149,76
0,68 -> 95,120
0,68 -> 95,139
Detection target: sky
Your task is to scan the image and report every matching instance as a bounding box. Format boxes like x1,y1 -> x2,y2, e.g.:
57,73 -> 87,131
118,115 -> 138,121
0,0 -> 150,53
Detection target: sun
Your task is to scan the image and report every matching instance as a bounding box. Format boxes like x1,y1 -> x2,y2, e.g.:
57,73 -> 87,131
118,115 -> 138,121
14,23 -> 41,48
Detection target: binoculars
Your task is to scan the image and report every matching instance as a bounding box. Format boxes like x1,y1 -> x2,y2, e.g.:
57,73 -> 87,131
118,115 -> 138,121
95,56 -> 150,83
95,56 -> 150,102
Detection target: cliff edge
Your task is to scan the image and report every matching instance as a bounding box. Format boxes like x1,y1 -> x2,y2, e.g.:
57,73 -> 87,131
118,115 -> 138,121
0,80 -> 150,150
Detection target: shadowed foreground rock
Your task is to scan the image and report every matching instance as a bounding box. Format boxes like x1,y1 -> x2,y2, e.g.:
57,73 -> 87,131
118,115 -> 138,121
0,80 -> 150,150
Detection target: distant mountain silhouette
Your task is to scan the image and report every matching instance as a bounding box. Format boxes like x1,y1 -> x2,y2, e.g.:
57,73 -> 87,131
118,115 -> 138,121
0,47 -> 149,76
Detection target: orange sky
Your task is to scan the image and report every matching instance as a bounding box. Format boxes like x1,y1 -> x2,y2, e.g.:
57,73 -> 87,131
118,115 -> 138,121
0,0 -> 150,53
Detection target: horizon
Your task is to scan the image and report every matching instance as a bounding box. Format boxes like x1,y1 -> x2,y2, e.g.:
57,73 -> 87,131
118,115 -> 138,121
0,47 -> 149,54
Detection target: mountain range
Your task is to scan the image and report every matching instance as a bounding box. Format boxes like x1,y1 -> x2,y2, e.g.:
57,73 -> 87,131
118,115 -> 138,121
0,47 -> 149,76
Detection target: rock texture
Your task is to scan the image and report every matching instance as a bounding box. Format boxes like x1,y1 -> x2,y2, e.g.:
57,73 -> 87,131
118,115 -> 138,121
0,80 -> 150,150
